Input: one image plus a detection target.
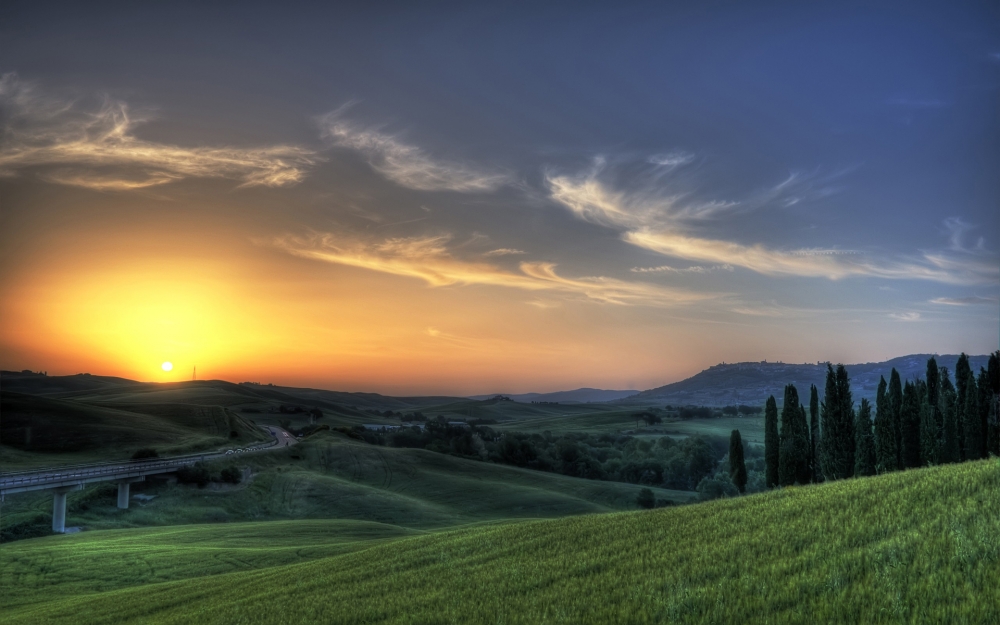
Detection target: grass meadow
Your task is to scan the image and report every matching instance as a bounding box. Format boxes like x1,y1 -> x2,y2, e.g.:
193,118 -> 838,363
3,458 -> 997,623
2,431 -> 693,540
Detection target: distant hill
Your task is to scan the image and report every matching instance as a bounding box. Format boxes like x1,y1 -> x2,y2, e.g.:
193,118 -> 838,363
468,388 -> 639,404
628,353 -> 992,407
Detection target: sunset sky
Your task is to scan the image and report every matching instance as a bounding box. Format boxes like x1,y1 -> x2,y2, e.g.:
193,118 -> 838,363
1,2 -> 997,395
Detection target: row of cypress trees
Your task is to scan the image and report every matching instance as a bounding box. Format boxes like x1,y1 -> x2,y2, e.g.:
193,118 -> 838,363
754,351 -> 1000,488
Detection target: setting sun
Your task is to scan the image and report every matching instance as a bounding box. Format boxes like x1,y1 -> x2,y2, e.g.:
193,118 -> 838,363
161,361 -> 173,372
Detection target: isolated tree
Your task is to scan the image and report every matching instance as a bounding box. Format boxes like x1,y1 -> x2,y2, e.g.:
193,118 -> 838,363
821,364 -> 856,481
809,384 -> 820,482
900,381 -> 922,468
729,429 -> 748,494
940,367 -> 960,464
874,376 -> 896,472
854,399 -> 876,477
955,353 -> 971,460
764,395 -> 779,488
962,371 -> 981,460
888,368 -> 903,469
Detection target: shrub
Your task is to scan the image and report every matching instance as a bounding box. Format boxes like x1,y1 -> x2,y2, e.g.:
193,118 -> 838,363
220,466 -> 242,484
636,487 -> 655,509
176,462 -> 211,488
696,476 -> 739,501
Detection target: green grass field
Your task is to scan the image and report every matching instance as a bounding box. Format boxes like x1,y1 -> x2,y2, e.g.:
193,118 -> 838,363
2,431 -> 694,539
3,459 -> 997,623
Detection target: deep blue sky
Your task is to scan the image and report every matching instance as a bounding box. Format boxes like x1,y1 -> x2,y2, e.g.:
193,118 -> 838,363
1,1 -> 997,392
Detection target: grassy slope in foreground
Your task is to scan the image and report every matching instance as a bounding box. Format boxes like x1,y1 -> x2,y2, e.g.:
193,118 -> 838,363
5,459 -> 999,624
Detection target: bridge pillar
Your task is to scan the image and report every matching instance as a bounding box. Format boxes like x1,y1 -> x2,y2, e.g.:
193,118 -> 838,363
52,485 -> 83,533
116,477 -> 145,509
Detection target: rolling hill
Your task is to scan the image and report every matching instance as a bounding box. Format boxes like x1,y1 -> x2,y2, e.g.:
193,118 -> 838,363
2,429 -> 694,541
3,458 -> 997,624
0,390 -> 266,468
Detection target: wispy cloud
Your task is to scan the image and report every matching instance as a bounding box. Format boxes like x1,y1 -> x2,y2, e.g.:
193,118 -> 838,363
929,295 -> 998,306
546,158 -> 841,227
647,151 -> 695,169
484,248 -> 526,256
0,73 -> 318,189
889,312 -> 921,322
271,232 -> 714,306
547,161 -> 998,286
318,107 -> 509,192
631,264 -> 733,274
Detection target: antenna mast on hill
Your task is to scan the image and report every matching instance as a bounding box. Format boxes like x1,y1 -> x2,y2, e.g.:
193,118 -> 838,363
193,366 -> 196,381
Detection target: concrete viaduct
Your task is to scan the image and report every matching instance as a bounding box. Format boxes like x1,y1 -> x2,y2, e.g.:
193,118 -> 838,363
0,427 -> 288,533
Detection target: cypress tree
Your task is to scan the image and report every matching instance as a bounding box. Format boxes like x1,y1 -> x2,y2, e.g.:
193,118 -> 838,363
955,353 -> 971,460
888,368 -> 903,470
764,395 -> 779,488
989,351 -> 1000,395
796,405 -> 811,484
988,396 -> 1000,458
854,398 -> 876,476
962,371 -> 981,460
989,351 -> 1000,456
729,429 -> 747,494
940,367 -> 960,464
900,381 -> 922,468
977,368 -> 991,458
874,375 -> 896,472
778,385 -> 801,486
809,384 -> 820,483
927,357 -> 943,456
837,364 -> 855,477
919,392 -> 937,465
821,364 -> 855,480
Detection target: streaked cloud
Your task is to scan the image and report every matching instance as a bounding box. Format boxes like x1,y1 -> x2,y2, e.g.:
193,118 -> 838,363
889,312 -> 921,322
0,73 -> 318,189
272,232 -> 714,306
631,264 -> 733,274
484,248 -> 526,256
929,295 -> 998,306
647,151 -> 695,169
547,162 -> 999,286
318,107 -> 510,192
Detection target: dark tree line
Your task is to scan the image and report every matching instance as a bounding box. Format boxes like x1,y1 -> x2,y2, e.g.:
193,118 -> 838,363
355,417 -> 729,493
763,351 -> 1000,488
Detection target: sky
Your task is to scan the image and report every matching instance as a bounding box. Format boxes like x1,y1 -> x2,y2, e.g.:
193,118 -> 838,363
0,1 -> 997,395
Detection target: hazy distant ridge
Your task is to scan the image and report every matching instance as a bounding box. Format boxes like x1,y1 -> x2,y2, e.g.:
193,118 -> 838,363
627,354 -> 992,407
468,388 -> 639,403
